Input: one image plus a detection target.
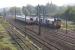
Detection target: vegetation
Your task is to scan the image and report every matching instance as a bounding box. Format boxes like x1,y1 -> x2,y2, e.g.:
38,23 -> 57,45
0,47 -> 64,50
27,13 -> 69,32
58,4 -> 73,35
59,6 -> 75,21
0,17 -> 17,50
0,3 -> 66,16
61,21 -> 75,30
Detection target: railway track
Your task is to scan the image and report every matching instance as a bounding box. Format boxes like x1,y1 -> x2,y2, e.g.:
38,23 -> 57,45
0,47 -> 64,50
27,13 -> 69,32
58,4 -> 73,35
13,20 -> 75,50
14,19 -> 75,44
7,26 -> 40,50
6,16 -> 60,50
15,19 -> 75,38
6,17 -> 75,50
7,27 -> 25,50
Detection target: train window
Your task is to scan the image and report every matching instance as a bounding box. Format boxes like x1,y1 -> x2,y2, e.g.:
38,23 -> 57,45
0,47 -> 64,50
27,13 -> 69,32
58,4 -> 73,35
30,18 -> 33,21
40,19 -> 43,22
46,20 -> 49,24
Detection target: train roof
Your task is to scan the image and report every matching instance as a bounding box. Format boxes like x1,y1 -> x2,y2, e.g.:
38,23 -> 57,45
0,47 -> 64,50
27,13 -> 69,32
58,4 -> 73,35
46,17 -> 61,21
46,18 -> 54,21
16,15 -> 61,21
16,15 -> 25,18
16,15 -> 37,19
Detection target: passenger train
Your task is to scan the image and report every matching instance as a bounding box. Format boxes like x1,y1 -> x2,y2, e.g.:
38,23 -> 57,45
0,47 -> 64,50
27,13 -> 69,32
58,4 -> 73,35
16,15 -> 61,29
16,15 -> 37,24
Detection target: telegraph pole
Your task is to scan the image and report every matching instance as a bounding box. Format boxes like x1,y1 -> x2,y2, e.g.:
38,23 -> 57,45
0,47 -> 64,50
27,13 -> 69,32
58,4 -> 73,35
66,16 -> 68,34
65,8 -> 70,34
3,8 -> 6,20
15,7 -> 16,20
43,6 -> 45,22
22,6 -> 27,36
37,5 -> 41,35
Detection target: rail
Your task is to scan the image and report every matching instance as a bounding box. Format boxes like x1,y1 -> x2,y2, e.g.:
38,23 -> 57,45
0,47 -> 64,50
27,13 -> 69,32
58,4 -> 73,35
7,26 -> 41,50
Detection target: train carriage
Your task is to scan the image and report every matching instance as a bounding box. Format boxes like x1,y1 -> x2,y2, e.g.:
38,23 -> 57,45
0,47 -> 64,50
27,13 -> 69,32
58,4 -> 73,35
16,15 -> 37,24
35,17 -> 61,29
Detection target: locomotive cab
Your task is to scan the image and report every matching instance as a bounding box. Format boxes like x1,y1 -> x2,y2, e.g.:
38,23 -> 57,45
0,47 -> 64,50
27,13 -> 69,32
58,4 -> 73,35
53,18 -> 61,29
45,18 -> 61,29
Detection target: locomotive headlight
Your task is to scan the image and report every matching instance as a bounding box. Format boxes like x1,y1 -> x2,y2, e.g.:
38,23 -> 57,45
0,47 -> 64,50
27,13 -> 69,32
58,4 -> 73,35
54,21 -> 61,26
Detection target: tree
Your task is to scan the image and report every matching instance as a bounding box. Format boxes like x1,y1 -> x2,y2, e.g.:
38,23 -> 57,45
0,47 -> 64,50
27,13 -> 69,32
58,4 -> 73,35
61,6 -> 75,21
9,7 -> 21,15
22,6 -> 29,16
26,5 -> 36,16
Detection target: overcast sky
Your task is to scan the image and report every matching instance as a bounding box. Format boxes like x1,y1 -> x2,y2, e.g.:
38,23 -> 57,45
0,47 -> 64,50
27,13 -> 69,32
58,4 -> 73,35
0,0 -> 75,8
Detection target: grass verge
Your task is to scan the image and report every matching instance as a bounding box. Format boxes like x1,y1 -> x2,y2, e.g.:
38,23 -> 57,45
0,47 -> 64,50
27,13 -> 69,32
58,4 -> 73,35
0,17 -> 17,50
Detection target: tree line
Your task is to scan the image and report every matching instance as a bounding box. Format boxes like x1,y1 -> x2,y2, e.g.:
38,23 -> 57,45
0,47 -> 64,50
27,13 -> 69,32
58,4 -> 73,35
59,6 -> 75,22
0,3 -> 66,17
0,3 -> 75,22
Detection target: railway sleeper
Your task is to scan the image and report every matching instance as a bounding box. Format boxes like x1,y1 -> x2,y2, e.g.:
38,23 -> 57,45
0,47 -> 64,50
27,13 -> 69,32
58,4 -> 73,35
9,26 -> 41,50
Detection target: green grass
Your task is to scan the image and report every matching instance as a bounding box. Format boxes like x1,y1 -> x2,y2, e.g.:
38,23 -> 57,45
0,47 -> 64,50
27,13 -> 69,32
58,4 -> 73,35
0,17 -> 17,50
0,17 -> 10,28
61,21 -> 75,30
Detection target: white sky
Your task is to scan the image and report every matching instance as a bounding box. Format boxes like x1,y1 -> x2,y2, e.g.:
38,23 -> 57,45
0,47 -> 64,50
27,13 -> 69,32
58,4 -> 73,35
0,0 -> 75,8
